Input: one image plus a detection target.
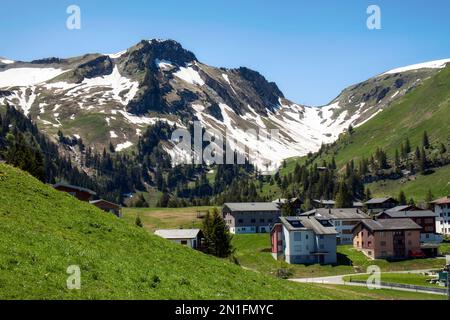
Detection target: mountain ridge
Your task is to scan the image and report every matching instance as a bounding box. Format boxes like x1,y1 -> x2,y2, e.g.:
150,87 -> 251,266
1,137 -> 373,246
1,39 -> 449,170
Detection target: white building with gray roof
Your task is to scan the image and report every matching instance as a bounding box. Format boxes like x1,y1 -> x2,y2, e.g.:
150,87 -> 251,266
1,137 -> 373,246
301,208 -> 370,244
271,216 -> 338,264
222,202 -> 281,234
154,229 -> 204,249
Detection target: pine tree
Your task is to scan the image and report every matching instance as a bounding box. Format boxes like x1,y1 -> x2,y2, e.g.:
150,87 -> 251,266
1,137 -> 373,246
422,131 -> 430,149
400,143 -> 406,158
398,190 -> 407,205
348,124 -> 354,135
394,149 -> 400,168
135,215 -> 143,227
440,143 -> 447,154
419,147 -> 428,173
405,138 -> 412,154
334,181 -> 353,208
202,208 -> 233,258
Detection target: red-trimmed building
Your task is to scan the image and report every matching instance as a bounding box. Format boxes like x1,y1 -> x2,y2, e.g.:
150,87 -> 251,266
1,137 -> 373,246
53,182 -> 96,202
90,199 -> 122,217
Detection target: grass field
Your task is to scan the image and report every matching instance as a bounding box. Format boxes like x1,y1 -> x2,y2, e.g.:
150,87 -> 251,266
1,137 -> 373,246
319,284 -> 446,300
122,206 -> 217,232
342,272 -> 441,289
366,165 -> 450,202
232,234 -> 446,278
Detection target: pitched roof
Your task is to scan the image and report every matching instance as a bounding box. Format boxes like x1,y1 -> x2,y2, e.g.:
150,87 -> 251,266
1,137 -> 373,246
301,208 -> 370,220
430,196 -> 450,205
89,199 -> 121,208
53,182 -> 96,195
154,229 -> 201,239
280,216 -> 338,235
355,218 -> 422,232
272,198 -> 301,204
224,202 -> 280,212
313,199 -> 335,205
365,197 -> 396,205
386,205 -> 418,212
378,210 -> 437,218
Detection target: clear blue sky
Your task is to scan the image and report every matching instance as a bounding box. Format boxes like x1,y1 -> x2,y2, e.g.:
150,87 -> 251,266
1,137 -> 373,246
1,0 -> 449,106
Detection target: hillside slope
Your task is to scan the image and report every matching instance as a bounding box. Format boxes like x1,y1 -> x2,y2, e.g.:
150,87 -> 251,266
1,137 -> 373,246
326,64 -> 450,166
280,64 -> 450,201
0,163 -> 357,300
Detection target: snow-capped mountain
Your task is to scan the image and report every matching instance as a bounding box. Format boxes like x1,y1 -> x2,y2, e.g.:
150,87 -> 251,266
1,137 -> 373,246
0,40 -> 449,170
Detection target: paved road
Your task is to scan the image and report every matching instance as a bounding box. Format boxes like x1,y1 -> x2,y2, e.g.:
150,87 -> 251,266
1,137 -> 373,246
290,269 -> 446,295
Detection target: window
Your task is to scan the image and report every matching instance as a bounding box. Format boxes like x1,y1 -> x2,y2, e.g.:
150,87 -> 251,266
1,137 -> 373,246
268,219 -> 273,223
294,232 -> 301,241
251,219 -> 256,223
181,240 -> 188,245
260,218 -> 265,223
305,234 -> 309,240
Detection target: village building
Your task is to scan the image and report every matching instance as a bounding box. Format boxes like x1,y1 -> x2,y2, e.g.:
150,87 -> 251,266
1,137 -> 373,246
154,229 -> 204,249
90,199 -> 122,217
271,216 -> 338,264
53,182 -> 96,202
312,199 -> 335,209
364,197 -> 398,215
385,205 -> 422,212
301,208 -> 371,244
376,210 -> 441,244
222,202 -> 281,234
312,199 -> 363,209
431,196 -> 450,236
272,198 -> 303,213
352,218 -> 422,260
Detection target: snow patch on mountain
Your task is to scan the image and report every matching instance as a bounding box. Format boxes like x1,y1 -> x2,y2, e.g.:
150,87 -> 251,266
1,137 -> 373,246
1,59 -> 14,64
115,141 -> 133,151
107,50 -> 127,59
0,68 -> 69,87
174,67 -> 205,86
155,59 -> 174,70
382,58 -> 450,75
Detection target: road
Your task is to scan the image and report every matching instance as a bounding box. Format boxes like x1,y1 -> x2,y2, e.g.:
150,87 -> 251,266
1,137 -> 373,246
290,269 -> 446,295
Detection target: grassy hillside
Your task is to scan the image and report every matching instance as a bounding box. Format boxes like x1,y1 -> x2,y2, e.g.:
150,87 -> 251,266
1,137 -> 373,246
325,65 -> 450,165
367,165 -> 450,202
0,163 -> 374,300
